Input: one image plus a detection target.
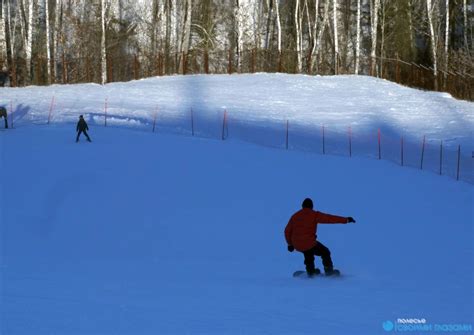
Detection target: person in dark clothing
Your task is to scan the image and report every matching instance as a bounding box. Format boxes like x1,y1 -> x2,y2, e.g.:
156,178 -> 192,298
285,198 -> 356,276
0,68 -> 10,87
76,115 -> 91,142
0,106 -> 8,129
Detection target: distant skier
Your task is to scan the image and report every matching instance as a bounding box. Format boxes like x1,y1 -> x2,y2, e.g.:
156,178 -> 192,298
0,106 -> 8,129
285,198 -> 355,277
76,115 -> 91,142
0,67 -> 9,87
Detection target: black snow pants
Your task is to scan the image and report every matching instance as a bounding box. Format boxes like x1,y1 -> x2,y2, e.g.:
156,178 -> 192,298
76,129 -> 91,142
303,241 -> 333,273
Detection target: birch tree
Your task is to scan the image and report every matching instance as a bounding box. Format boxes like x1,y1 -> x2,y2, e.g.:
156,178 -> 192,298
101,0 -> 107,84
178,0 -> 192,73
264,0 -> 273,50
309,0 -> 319,71
463,0 -> 468,51
444,0 -> 449,80
275,0 -> 281,55
234,0 -> 244,72
53,0 -> 63,82
313,0 -> 329,73
370,0 -> 380,76
0,0 -> 6,68
426,0 -> 438,88
333,0 -> 338,74
355,0 -> 360,74
45,0 -> 51,83
23,0 -> 35,83
295,0 -> 302,73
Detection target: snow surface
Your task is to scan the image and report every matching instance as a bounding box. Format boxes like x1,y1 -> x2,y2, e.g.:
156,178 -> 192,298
1,74 -> 473,149
0,74 -> 473,334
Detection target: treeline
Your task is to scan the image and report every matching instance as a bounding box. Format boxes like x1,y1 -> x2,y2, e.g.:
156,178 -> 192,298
0,0 -> 472,99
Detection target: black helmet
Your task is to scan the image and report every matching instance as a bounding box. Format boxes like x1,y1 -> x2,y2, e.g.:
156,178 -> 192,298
79,115 -> 83,118
302,198 -> 313,209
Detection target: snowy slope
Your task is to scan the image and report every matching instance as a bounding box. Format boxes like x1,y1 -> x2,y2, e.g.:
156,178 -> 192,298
1,74 -> 473,150
2,74 -> 473,184
0,125 -> 472,335
1,74 -> 473,334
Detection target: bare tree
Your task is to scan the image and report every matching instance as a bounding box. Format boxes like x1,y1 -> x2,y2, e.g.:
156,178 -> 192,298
463,0 -> 468,52
370,0 -> 380,76
178,0 -> 192,73
333,0 -> 338,74
101,0 -> 107,84
22,0 -> 35,83
295,0 -> 302,72
235,0 -> 244,72
275,0 -> 281,55
426,0 -> 438,89
45,0 -> 51,83
444,0 -> 449,82
0,0 -> 6,67
355,0 -> 360,74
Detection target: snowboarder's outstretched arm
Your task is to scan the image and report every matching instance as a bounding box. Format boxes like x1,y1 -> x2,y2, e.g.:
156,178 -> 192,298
316,211 -> 356,224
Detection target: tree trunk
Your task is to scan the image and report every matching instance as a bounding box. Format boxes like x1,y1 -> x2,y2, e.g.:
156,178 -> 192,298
295,0 -> 302,73
333,0 -> 338,75
264,0 -> 273,50
45,0 -> 51,84
25,0 -> 34,84
101,0 -> 107,85
0,0 -> 7,68
313,1 -> 329,73
235,0 -> 243,72
426,0 -> 438,89
444,0 -> 449,85
370,0 -> 380,76
179,0 -> 192,74
463,0 -> 468,52
355,0 -> 360,74
54,0 -> 62,82
275,0 -> 281,53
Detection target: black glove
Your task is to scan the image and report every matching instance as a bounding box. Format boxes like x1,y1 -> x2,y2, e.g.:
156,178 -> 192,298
347,217 -> 356,223
287,245 -> 295,252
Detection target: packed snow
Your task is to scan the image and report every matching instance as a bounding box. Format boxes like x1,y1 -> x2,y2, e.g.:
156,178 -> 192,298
0,74 -> 473,334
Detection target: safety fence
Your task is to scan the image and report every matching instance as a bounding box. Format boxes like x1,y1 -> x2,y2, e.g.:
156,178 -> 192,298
3,98 -> 472,185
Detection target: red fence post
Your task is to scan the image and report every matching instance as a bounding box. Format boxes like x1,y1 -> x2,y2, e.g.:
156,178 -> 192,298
221,110 -> 227,140
348,126 -> 352,157
10,100 -> 13,128
47,96 -> 55,124
104,98 -> 108,127
456,145 -> 461,181
152,107 -> 158,133
191,107 -> 194,136
286,120 -> 289,150
439,141 -> 443,175
401,136 -> 404,166
378,129 -> 381,160
420,135 -> 426,169
322,125 -> 325,155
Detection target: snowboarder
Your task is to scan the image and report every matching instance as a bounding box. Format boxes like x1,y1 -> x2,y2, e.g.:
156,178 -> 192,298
76,115 -> 91,142
285,198 -> 355,277
0,106 -> 8,129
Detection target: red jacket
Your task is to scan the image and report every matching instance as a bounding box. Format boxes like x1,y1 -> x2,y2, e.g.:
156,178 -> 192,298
285,208 -> 348,252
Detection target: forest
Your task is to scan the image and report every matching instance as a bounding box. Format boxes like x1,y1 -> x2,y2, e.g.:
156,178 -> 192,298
0,0 -> 472,100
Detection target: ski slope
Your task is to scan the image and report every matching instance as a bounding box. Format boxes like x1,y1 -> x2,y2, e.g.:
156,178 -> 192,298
1,74 -> 473,334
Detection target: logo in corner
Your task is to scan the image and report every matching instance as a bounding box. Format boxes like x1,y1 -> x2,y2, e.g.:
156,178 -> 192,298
383,320 -> 394,332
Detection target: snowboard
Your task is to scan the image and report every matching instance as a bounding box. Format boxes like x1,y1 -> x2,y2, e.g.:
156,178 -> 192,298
293,269 -> 341,278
